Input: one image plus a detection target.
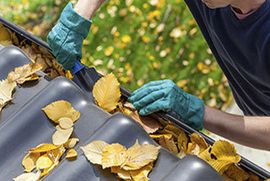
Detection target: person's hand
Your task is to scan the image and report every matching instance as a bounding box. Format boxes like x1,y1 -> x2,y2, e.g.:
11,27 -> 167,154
74,0 -> 106,19
128,80 -> 205,130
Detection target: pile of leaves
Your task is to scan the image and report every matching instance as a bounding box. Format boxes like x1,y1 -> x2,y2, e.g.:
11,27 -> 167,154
81,140 -> 160,180
14,100 -> 80,180
92,73 -> 260,180
0,24 -> 72,79
0,63 -> 42,111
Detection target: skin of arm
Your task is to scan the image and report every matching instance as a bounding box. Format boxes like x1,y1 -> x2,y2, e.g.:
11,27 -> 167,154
204,106 -> 270,151
74,0 -> 105,19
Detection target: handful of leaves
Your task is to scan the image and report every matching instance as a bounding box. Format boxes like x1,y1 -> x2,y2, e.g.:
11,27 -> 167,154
81,140 -> 160,181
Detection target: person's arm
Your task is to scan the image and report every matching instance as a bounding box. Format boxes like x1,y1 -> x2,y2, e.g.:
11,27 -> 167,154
47,0 -> 105,70
204,106 -> 270,150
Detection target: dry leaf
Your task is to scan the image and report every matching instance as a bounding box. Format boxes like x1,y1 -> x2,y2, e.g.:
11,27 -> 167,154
36,154 -> 53,169
93,73 -> 121,112
30,143 -> 58,153
0,79 -> 16,111
158,136 -> 178,154
7,63 -> 42,84
81,140 -> 109,165
186,143 -> 200,155
101,143 -> 127,169
123,142 -> 159,170
42,100 -> 80,124
52,127 -> 73,145
177,129 -> 188,152
66,149 -> 78,160
121,102 -> 162,133
111,167 -> 132,180
224,164 -> 249,181
130,162 -> 153,181
13,171 -> 40,181
22,152 -> 40,172
59,117 -> 74,129
0,25 -> 12,45
149,134 -> 172,140
190,133 -> 208,152
64,138 -> 79,149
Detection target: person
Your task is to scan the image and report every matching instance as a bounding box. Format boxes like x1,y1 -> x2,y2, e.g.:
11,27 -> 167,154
47,0 -> 270,150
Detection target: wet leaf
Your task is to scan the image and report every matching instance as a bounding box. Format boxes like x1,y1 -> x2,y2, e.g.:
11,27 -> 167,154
81,140 -> 109,165
7,63 -> 42,84
93,73 -> 121,112
42,100 -> 80,124
0,79 -> 16,111
123,141 -> 159,170
66,149 -> 78,160
52,127 -> 73,146
13,171 -> 40,181
59,117 -> 73,130
101,143 -> 127,169
36,154 -> 53,169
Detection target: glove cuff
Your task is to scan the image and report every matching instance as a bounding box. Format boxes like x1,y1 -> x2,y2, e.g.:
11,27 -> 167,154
60,3 -> 92,38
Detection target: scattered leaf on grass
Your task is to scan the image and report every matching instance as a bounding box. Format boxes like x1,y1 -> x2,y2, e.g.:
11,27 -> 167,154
0,79 -> 16,111
93,73 -> 121,112
66,149 -> 78,160
81,140 -> 109,165
7,63 -> 42,84
52,127 -> 73,145
42,100 -> 80,124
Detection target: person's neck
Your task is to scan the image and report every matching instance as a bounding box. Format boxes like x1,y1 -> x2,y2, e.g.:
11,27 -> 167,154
231,0 -> 266,14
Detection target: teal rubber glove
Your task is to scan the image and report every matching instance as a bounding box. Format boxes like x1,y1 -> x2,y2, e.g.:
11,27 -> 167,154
47,3 -> 91,70
128,80 -> 205,130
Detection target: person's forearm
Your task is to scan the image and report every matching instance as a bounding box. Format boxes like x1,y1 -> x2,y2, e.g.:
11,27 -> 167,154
203,106 -> 270,150
74,0 -> 104,19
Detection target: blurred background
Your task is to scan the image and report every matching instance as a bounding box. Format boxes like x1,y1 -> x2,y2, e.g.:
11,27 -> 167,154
0,0 -> 232,111
1,0 -> 269,171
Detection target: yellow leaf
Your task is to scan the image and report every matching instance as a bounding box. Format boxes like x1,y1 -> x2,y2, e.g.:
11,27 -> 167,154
7,63 -> 42,84
66,149 -> 78,160
0,79 -> 16,111
101,143 -> 127,169
93,73 -> 121,112
64,138 -> 79,149
81,140 -> 109,165
0,25 -> 11,43
42,100 -> 80,124
149,134 -> 172,140
36,154 -> 53,169
190,133 -> 208,152
30,143 -> 58,153
59,117 -> 74,130
111,167 -> 132,180
22,152 -> 40,172
13,171 -> 40,181
177,129 -> 189,152
158,136 -> 178,154
223,164 -> 249,181
52,127 -> 73,146
123,141 -> 159,170
186,143 -> 200,155
47,145 -> 66,163
130,162 -> 153,181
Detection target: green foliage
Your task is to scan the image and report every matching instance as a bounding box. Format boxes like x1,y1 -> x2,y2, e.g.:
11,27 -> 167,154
0,0 -> 232,109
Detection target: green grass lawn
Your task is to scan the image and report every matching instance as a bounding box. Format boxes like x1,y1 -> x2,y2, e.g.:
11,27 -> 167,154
0,0 -> 233,110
